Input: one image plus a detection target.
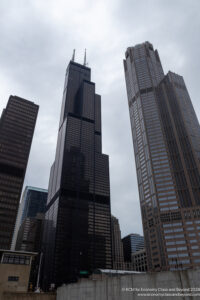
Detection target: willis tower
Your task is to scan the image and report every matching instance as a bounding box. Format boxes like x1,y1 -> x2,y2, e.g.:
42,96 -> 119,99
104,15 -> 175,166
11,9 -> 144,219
42,55 -> 112,289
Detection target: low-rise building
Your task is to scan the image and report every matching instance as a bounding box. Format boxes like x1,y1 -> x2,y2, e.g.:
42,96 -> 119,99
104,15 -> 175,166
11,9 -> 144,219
132,249 -> 147,272
0,249 -> 36,297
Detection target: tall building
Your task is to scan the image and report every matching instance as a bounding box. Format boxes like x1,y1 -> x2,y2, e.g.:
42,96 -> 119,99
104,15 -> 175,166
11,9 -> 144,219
16,213 -> 44,252
12,186 -> 47,250
0,96 -> 38,250
124,42 -> 200,272
111,215 -> 124,269
42,60 -> 112,289
19,186 -> 47,225
122,233 -> 144,262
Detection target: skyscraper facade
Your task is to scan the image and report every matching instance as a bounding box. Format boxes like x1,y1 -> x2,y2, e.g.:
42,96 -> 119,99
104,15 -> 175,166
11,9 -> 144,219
12,186 -> 47,250
0,96 -> 38,250
122,233 -> 144,262
42,60 -> 112,289
111,215 -> 125,269
124,42 -> 200,272
16,213 -> 44,252
20,186 -> 47,225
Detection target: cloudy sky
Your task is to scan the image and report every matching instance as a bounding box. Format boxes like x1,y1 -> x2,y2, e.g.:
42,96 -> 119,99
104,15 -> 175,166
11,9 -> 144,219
0,0 -> 200,237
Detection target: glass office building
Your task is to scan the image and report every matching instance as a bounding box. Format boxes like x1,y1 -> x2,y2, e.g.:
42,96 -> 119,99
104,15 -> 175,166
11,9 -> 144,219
122,233 -> 144,262
13,186 -> 47,251
16,213 -> 44,252
42,60 -> 112,289
20,186 -> 47,225
12,186 -> 47,249
124,42 -> 200,271
0,96 -> 38,250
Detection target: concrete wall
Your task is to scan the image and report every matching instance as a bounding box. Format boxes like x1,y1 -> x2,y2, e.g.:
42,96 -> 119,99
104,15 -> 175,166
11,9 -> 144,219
57,268 -> 200,300
3,292 -> 56,300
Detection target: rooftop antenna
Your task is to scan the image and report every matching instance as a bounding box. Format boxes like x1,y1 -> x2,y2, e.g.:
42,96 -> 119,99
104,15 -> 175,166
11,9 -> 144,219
72,49 -> 75,62
84,48 -> 87,66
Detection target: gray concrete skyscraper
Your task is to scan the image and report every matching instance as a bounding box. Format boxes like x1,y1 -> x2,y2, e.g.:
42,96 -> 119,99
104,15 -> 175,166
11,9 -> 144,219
42,60 -> 112,289
124,42 -> 200,272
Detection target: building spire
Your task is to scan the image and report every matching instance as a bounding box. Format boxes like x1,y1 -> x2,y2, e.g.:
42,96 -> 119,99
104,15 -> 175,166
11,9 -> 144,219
84,49 -> 87,66
72,49 -> 75,62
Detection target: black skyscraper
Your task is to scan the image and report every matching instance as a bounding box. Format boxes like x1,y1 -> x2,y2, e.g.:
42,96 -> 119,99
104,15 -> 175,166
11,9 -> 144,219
0,95 -> 38,250
42,60 -> 112,289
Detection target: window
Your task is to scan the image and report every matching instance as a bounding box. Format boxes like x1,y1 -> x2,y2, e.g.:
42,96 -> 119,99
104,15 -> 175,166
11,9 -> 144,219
166,241 -> 175,246
175,241 -> 186,245
156,181 -> 173,186
165,234 -> 184,239
164,229 -> 173,233
167,247 -> 176,252
163,222 -> 182,228
178,253 -> 188,257
174,228 -> 183,232
168,254 -> 178,258
2,254 -> 30,265
177,247 -> 187,251
160,201 -> 177,207
179,259 -> 190,264
160,206 -> 178,211
187,227 -> 194,231
8,276 -> 19,281
192,253 -> 200,256
191,246 -> 199,250
164,228 -> 183,233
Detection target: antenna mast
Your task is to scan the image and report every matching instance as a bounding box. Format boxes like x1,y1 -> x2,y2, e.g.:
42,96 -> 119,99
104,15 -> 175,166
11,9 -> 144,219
72,49 -> 75,62
83,49 -> 87,66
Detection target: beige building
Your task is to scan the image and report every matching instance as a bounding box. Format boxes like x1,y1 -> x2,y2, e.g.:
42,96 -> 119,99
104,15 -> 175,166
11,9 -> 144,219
0,249 -> 36,298
132,249 -> 147,272
111,216 -> 125,270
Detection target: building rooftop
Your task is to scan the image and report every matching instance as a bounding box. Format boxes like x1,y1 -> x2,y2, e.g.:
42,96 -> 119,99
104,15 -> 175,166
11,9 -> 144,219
0,249 -> 37,256
94,269 -> 145,274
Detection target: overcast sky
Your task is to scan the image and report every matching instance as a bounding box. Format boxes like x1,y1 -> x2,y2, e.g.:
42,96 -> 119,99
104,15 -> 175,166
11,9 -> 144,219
0,0 -> 200,238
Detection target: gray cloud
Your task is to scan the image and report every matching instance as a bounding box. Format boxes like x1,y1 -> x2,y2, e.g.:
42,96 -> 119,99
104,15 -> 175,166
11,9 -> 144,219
0,0 -> 200,237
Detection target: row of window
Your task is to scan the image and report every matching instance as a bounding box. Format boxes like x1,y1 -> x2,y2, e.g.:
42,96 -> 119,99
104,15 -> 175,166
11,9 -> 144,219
163,222 -> 182,228
160,201 -> 178,207
159,196 -> 176,202
166,240 -> 185,246
186,220 -> 200,224
2,254 -> 31,265
164,228 -> 183,233
167,246 -> 187,252
168,253 -> 188,258
169,259 -> 190,265
161,206 -> 178,211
